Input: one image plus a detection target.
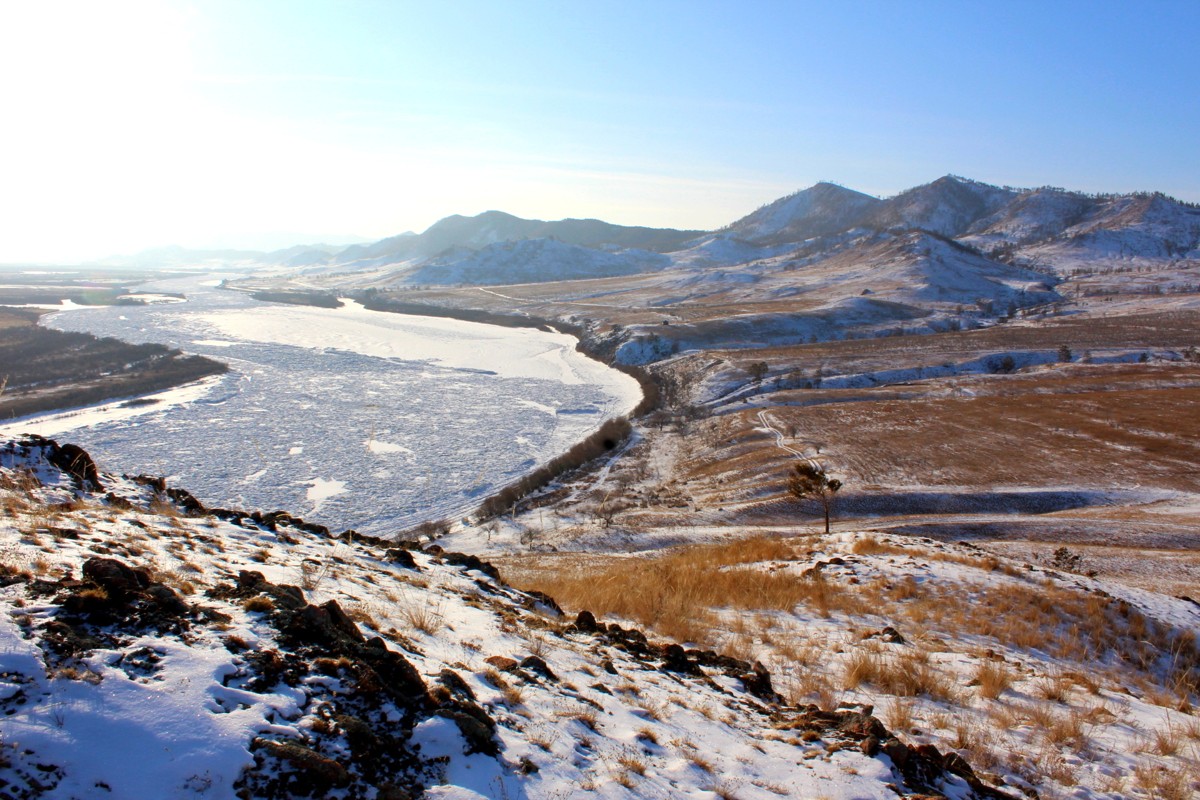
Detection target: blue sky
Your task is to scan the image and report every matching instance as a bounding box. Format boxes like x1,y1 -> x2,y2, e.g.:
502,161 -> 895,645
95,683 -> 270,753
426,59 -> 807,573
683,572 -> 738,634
1,0 -> 1197,261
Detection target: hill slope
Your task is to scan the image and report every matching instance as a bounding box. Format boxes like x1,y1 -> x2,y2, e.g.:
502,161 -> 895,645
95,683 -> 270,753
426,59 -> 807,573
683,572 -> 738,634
0,437 -> 1018,799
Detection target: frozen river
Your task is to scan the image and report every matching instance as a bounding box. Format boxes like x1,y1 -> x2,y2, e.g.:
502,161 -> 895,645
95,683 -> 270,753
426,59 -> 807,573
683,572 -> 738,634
6,278 -> 640,536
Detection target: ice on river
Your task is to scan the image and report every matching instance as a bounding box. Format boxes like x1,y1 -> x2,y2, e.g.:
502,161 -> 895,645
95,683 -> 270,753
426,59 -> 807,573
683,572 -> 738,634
5,279 -> 640,536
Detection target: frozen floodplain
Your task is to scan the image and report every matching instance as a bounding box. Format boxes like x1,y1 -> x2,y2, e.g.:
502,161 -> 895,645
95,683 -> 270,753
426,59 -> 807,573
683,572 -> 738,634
8,278 -> 640,536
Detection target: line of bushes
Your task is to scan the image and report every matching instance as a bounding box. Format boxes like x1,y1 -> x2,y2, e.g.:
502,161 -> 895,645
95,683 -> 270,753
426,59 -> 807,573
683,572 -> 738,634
249,291 -> 343,309
476,416 -> 632,520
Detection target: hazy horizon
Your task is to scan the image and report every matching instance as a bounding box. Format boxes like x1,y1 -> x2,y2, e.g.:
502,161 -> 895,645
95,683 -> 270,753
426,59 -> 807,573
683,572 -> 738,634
2,0 -> 1197,263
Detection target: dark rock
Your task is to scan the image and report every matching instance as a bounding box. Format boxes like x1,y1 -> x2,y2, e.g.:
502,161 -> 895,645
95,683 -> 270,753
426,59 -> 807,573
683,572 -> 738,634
601,658 -> 619,675
436,709 -> 499,755
441,552 -> 500,580
520,655 -> 557,682
437,669 -> 476,702
82,557 -> 148,599
660,643 -> 702,675
48,443 -> 103,490
861,735 -> 881,756
573,609 -> 602,633
484,655 -> 519,672
385,549 -> 420,570
355,637 -> 430,709
737,661 -> 779,702
881,737 -> 909,766
943,751 -> 976,780
255,739 -> 349,788
523,590 -> 562,615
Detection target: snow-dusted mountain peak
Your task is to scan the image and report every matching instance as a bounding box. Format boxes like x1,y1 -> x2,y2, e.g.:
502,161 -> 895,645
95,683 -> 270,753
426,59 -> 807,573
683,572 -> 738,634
724,182 -> 881,245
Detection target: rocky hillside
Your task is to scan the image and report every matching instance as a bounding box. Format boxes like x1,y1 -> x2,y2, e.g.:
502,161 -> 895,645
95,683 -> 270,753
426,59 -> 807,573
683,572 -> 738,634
0,437 -> 1017,799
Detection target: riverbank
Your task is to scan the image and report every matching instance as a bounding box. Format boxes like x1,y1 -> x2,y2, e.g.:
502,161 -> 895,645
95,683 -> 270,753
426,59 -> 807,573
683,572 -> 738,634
347,292 -> 656,522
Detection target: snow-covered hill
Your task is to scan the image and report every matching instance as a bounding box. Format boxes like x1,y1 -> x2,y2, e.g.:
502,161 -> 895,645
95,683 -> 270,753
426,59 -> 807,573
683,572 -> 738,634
868,176 -> 1018,238
0,437 -> 1021,799
722,183 -> 881,245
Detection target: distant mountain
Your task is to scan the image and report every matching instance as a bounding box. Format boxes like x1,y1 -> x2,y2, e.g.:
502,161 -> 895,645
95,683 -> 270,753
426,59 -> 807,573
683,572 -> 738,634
92,244 -> 268,269
94,240 -> 371,270
335,211 -> 703,266
260,243 -> 358,269
402,237 -> 671,286
718,175 -> 1200,272
722,182 -> 881,245
867,175 -> 1017,237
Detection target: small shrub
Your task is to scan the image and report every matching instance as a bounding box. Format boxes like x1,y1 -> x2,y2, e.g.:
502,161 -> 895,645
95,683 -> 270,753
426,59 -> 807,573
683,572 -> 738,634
974,660 -> 1014,700
243,595 -> 275,613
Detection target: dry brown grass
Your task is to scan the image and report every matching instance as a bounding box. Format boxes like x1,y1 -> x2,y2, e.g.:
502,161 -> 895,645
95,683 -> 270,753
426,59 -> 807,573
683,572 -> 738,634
882,697 -> 915,733
870,576 -> 1199,699
973,660 -> 1015,700
841,647 -> 956,702
508,536 -> 863,645
242,595 -> 275,613
397,594 -> 444,635
850,535 -> 910,556
1134,762 -> 1197,800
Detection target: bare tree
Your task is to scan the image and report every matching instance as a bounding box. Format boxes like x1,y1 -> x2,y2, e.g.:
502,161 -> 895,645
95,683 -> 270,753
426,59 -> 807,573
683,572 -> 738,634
787,462 -> 842,535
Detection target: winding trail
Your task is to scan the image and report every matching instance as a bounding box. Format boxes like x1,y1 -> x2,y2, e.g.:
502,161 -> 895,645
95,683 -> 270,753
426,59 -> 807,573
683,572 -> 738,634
756,409 -> 801,457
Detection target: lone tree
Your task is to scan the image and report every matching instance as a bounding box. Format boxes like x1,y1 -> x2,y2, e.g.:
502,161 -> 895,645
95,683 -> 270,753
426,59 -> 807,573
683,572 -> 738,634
787,461 -> 842,534
746,361 -> 769,383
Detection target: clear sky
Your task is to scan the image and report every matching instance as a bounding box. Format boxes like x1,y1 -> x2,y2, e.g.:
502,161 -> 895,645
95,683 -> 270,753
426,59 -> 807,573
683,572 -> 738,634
1,0 -> 1197,262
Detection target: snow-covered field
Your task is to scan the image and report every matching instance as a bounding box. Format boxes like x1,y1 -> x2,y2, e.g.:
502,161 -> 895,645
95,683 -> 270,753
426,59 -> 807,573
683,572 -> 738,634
1,279 -> 640,537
